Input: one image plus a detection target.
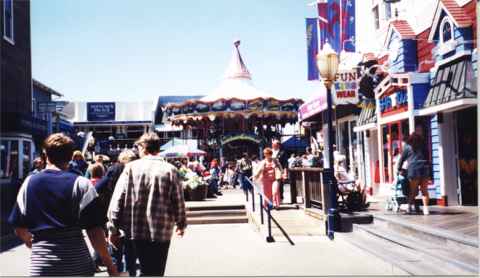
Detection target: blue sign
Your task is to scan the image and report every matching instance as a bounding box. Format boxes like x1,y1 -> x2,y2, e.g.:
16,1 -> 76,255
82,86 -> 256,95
87,102 -> 115,121
379,90 -> 407,113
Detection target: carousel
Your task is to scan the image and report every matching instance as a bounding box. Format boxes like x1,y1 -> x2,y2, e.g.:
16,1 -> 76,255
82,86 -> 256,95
165,41 -> 303,161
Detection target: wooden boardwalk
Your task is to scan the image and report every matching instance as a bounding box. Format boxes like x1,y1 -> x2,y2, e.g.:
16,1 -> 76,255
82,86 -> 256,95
369,202 -> 479,242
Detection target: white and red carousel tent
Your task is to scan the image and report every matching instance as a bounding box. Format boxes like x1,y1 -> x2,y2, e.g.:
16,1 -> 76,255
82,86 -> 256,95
165,41 -> 303,126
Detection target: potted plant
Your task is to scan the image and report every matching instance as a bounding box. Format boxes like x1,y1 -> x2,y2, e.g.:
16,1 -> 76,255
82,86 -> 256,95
184,171 -> 208,201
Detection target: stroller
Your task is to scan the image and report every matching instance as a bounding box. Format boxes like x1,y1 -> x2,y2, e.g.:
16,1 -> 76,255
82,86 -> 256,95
385,170 -> 409,212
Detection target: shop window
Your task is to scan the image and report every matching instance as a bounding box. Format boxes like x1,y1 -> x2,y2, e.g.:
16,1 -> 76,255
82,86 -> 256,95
372,5 -> 380,30
0,140 -> 19,179
3,0 -> 14,43
23,141 -> 31,177
384,2 -> 392,20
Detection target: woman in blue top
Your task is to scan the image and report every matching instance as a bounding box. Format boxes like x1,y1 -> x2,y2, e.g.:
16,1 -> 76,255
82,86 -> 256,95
8,133 -> 118,276
397,132 -> 431,215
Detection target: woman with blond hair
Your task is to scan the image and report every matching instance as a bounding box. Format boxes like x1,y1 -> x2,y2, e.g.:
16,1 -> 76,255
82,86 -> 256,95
95,149 -> 137,276
69,150 -> 88,176
253,148 -> 282,209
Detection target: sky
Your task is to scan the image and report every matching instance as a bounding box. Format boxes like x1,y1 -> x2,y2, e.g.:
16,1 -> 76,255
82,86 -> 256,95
31,0 -> 324,103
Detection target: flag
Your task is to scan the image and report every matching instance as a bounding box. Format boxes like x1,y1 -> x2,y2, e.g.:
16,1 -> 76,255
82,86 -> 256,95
317,2 -> 328,49
306,18 -> 319,80
341,0 -> 356,52
318,0 -> 355,53
326,0 -> 341,53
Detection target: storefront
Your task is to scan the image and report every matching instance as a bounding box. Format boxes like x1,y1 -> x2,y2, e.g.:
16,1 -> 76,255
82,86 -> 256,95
374,72 -> 432,196
417,0 -> 477,206
354,99 -> 380,195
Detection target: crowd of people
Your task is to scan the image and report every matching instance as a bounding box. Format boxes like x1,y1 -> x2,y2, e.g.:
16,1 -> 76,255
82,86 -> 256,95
8,132 -> 186,276
6,129 -> 433,276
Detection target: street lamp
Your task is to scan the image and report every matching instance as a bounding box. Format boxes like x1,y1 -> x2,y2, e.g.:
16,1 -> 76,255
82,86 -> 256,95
316,42 -> 339,240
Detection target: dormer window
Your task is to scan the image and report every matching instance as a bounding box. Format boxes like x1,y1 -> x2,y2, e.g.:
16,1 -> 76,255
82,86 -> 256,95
440,17 -> 453,44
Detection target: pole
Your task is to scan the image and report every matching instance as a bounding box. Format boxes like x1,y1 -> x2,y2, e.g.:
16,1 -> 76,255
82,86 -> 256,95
325,82 -> 337,240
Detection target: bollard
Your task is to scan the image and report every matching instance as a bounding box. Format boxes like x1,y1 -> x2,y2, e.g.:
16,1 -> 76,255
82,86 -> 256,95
327,208 -> 337,240
266,206 -> 274,242
260,195 -> 264,225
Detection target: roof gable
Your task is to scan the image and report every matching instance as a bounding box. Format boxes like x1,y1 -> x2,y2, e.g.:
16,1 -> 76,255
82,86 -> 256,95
383,20 -> 416,49
428,0 -> 474,41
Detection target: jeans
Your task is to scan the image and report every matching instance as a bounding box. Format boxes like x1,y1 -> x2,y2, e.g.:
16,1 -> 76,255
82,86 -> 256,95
208,178 -> 219,194
111,239 -> 137,276
239,173 -> 252,192
133,240 -> 171,276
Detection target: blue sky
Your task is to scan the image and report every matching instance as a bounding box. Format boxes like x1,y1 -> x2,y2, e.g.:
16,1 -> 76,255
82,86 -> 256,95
31,0 -> 322,102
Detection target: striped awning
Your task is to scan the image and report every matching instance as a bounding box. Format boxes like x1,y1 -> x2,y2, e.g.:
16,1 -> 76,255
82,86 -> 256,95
357,99 -> 377,127
424,57 -> 477,108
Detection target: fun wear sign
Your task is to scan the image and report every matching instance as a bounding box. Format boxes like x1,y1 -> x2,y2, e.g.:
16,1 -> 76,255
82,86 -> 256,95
333,70 -> 359,105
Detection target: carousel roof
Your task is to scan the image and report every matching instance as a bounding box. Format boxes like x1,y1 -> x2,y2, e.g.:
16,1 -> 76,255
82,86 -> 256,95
200,40 -> 274,102
165,41 -> 302,124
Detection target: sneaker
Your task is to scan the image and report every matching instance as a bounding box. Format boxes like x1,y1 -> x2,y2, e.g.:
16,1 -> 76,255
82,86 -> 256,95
405,206 -> 411,214
423,206 -> 430,215
215,191 -> 223,196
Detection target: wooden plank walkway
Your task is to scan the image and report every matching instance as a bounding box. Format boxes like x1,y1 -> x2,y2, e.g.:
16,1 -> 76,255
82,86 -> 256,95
368,202 -> 479,242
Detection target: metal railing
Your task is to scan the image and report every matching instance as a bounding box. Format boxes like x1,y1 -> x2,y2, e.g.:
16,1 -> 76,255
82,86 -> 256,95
244,177 -> 295,246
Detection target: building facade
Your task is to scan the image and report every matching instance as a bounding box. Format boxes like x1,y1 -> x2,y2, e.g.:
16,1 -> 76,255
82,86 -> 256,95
354,0 -> 477,205
1,0 -> 34,182
63,101 -> 155,159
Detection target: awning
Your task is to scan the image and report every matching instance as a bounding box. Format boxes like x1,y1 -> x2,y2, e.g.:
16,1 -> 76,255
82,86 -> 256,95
160,137 -> 198,150
298,91 -> 327,122
355,100 -> 377,131
422,57 -> 477,114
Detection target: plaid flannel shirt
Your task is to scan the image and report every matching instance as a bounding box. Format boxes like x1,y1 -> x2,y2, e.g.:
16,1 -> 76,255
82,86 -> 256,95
108,155 -> 186,242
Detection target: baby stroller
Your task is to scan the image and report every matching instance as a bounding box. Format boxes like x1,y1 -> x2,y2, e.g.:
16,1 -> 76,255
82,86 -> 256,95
385,170 -> 409,212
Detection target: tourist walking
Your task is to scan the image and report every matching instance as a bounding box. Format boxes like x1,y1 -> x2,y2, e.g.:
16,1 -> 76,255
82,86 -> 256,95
89,162 -> 105,186
8,133 -> 118,276
254,148 -> 282,209
236,153 -> 253,193
397,132 -> 431,215
29,155 -> 45,176
108,132 -> 186,276
272,140 -> 287,202
96,149 -> 138,276
208,159 -> 222,197
69,150 -> 88,176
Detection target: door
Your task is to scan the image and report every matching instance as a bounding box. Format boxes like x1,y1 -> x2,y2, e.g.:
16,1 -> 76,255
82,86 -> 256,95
456,107 -> 478,206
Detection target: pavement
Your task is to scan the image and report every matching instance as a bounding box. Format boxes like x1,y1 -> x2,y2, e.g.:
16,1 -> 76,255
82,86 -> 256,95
1,224 -> 408,277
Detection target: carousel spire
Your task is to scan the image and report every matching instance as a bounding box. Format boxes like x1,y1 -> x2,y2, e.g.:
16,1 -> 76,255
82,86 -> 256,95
224,40 -> 252,80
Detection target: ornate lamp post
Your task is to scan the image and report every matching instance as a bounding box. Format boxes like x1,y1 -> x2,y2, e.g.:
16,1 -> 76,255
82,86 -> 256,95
316,42 -> 339,240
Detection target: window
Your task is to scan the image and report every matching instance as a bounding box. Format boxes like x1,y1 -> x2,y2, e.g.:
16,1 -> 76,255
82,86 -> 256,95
372,5 -> 380,30
440,17 -> 453,43
3,0 -> 14,43
384,2 -> 392,20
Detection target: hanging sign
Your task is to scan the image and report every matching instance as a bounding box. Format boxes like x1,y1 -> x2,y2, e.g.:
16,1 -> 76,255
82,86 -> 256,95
333,70 -> 359,105
221,133 -> 263,146
87,102 -> 115,121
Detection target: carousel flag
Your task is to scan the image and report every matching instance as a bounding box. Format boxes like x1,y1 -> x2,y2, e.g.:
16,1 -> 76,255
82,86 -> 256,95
341,0 -> 355,52
306,18 -> 319,80
317,1 -> 328,49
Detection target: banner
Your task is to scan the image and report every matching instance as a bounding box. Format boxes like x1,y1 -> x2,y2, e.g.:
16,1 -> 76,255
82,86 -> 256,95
306,18 -> 319,80
333,70 -> 359,105
326,0 -> 341,53
317,2 -> 328,49
341,0 -> 356,52
318,0 -> 355,53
